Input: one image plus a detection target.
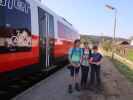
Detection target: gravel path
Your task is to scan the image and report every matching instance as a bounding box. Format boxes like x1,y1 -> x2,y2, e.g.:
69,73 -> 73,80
80,57 -> 133,100
12,57 -> 133,100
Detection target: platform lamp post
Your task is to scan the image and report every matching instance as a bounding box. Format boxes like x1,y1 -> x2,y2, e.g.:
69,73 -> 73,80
105,4 -> 117,59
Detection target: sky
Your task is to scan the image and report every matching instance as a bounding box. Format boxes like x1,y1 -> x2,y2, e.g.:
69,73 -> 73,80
42,0 -> 133,39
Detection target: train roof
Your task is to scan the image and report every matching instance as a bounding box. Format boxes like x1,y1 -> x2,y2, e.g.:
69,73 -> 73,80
28,0 -> 78,33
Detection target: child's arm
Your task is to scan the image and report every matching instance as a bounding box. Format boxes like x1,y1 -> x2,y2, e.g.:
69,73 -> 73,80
96,59 -> 103,65
89,57 -> 93,64
96,54 -> 103,65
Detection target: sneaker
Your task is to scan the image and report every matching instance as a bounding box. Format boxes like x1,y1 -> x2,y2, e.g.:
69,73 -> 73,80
75,83 -> 80,91
68,85 -> 73,94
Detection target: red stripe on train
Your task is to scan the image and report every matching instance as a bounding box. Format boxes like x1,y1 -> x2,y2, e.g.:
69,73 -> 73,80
0,35 -> 73,73
54,39 -> 73,57
0,35 -> 39,73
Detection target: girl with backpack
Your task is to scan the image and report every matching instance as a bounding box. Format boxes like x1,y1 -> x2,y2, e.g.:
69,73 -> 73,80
68,39 -> 83,93
80,42 -> 92,89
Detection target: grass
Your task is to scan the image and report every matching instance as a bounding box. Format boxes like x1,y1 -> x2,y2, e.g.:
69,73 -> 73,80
127,50 -> 133,62
110,58 -> 133,85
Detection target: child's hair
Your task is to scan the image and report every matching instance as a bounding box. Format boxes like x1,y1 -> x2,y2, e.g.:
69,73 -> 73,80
74,39 -> 80,44
93,45 -> 98,50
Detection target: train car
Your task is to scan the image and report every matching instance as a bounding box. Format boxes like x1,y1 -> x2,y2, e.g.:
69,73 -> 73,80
0,0 -> 79,79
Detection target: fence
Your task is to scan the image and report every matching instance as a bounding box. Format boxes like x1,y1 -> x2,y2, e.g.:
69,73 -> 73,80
101,49 -> 133,70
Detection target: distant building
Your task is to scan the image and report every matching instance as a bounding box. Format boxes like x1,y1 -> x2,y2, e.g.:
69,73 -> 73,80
115,41 -> 129,46
114,40 -> 133,56
130,40 -> 133,46
120,41 -> 129,45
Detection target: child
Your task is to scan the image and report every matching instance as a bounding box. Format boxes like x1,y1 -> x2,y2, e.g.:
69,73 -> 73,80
68,39 -> 83,93
89,45 -> 103,87
80,42 -> 91,89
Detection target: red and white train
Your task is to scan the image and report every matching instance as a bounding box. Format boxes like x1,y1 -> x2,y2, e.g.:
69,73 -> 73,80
0,0 -> 79,78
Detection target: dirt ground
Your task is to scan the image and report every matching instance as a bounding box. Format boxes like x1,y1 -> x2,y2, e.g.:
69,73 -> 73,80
80,57 -> 133,100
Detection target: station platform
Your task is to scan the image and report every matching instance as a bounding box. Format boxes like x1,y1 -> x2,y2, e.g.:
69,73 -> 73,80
12,58 -> 133,100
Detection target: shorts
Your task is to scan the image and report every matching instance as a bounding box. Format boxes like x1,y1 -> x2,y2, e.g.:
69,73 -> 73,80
68,66 -> 80,77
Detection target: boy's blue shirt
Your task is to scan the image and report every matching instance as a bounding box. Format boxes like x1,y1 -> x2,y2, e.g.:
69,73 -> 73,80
91,52 -> 103,62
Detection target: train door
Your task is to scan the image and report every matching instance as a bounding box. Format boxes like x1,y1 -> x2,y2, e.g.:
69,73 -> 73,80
47,14 -> 55,67
38,7 -> 55,70
38,7 -> 47,70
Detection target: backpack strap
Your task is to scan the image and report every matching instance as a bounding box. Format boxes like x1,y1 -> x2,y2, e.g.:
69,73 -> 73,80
70,48 -> 75,59
89,49 -> 92,59
82,48 -> 85,55
79,48 -> 83,57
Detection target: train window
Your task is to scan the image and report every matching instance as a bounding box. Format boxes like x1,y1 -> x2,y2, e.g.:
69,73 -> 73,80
38,7 -> 46,38
0,0 -> 31,53
58,21 -> 75,40
58,21 -> 64,38
64,26 -> 71,39
49,15 -> 54,37
38,7 -> 54,38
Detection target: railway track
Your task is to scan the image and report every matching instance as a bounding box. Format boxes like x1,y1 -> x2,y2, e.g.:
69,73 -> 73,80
0,64 -> 66,100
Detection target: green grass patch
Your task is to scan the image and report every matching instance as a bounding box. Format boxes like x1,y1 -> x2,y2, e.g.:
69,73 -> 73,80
110,58 -> 133,85
127,50 -> 133,62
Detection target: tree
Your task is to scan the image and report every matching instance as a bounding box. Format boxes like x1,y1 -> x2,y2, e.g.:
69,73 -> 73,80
102,40 -> 112,51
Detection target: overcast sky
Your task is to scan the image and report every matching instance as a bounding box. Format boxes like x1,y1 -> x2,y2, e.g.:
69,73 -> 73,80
42,0 -> 133,39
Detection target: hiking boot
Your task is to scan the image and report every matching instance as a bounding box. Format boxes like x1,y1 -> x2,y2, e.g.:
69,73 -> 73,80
75,83 -> 80,91
68,84 -> 73,94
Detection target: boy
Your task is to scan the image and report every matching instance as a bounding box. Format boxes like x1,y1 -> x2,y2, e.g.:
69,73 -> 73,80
68,39 -> 83,93
89,45 -> 103,87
